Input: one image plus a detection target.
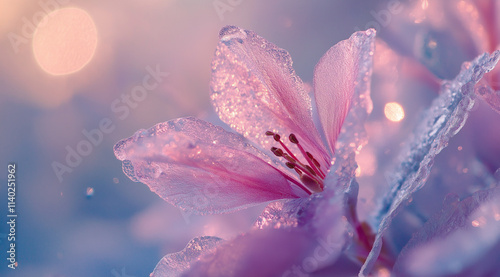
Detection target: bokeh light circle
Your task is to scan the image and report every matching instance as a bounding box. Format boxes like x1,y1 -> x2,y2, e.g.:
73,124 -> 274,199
384,102 -> 405,122
32,7 -> 97,76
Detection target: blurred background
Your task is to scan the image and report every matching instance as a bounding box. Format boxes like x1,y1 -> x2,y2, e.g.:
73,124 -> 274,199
1,0 -> 499,276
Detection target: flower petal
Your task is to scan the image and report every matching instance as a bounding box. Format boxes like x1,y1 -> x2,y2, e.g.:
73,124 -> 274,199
181,229 -> 317,277
114,117 -> 304,214
255,180 -> 351,272
393,188 -> 500,277
313,29 -> 376,155
210,25 -> 329,167
152,236 -> 223,277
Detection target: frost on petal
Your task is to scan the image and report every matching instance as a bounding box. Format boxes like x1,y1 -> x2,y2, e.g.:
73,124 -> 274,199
393,187 -> 500,277
313,29 -> 376,156
114,117 -> 304,215
360,50 -> 500,276
254,182 -> 351,272
152,236 -> 223,277
253,198 -> 306,229
210,25 -> 329,168
181,229 -> 321,277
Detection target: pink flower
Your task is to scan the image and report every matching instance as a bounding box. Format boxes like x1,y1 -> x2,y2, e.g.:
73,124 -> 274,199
114,26 -> 375,214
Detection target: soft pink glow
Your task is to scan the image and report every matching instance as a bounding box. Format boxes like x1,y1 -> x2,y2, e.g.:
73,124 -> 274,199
32,7 -> 98,75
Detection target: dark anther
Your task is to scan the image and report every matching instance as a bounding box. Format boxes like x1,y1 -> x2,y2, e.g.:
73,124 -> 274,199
285,162 -> 296,169
271,147 -> 284,157
300,175 -> 322,192
289,134 -> 299,144
306,152 -> 313,159
265,131 -> 274,136
273,134 -> 281,141
283,154 -> 295,163
305,165 -> 316,175
313,158 -> 321,168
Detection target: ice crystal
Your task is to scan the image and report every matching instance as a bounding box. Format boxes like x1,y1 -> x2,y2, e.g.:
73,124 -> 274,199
360,50 -> 500,276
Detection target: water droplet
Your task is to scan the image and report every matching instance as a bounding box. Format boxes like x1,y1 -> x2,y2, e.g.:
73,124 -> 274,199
86,187 -> 94,199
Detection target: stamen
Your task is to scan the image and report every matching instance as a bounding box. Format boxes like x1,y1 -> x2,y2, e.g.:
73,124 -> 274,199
289,134 -> 299,144
307,152 -> 322,169
304,165 -> 316,176
294,168 -> 302,175
286,158 -> 324,185
312,157 -> 321,168
266,131 -> 326,192
281,172 -> 314,195
290,133 -> 326,179
300,175 -> 322,193
282,153 -> 296,164
271,147 -> 283,157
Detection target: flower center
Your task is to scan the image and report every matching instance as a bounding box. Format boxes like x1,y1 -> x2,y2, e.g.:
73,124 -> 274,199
266,131 -> 325,193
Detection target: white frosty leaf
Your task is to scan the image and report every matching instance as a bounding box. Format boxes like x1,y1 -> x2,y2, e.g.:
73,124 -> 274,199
360,50 -> 500,276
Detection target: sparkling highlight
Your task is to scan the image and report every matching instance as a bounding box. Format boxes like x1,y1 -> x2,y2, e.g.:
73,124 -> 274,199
384,102 -> 405,122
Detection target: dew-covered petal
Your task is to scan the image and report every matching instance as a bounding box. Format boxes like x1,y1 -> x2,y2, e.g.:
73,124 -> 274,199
210,25 -> 329,168
254,175 -> 352,272
393,187 -> 500,277
152,236 -> 223,277
313,29 -> 376,155
114,117 -> 305,215
360,50 -> 500,276
181,228 -> 328,277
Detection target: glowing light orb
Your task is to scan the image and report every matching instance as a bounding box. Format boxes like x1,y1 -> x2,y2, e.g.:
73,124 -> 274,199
32,7 -> 97,75
384,102 -> 405,122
